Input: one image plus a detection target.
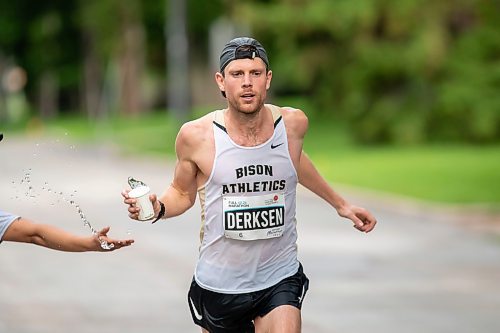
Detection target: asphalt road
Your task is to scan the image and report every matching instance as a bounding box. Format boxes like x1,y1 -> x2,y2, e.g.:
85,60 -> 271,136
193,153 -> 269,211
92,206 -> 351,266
1,136 -> 499,333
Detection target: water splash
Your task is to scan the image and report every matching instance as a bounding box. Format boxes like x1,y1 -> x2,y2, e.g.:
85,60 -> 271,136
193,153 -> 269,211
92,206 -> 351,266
16,168 -> 37,200
54,189 -> 115,250
128,176 -> 147,189
10,140 -> 114,250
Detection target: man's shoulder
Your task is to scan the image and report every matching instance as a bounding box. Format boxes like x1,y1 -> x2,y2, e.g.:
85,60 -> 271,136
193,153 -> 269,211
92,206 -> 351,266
268,104 -> 307,123
267,104 -> 308,136
266,104 -> 305,117
176,112 -> 216,147
181,112 -> 216,131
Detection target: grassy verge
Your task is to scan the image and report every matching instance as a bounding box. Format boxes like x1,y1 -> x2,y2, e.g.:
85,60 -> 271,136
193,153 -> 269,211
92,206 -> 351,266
4,113 -> 500,206
308,143 -> 500,205
304,121 -> 500,206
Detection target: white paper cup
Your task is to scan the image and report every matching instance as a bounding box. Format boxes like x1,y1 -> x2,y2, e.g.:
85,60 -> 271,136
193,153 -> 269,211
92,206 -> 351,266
128,186 -> 154,221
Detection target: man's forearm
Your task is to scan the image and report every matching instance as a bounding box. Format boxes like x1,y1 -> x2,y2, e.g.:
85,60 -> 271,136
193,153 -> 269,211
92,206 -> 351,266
298,152 -> 348,211
159,184 -> 197,218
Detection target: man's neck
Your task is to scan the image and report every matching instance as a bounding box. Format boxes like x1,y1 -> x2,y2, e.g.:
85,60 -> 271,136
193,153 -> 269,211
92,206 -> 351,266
224,105 -> 273,146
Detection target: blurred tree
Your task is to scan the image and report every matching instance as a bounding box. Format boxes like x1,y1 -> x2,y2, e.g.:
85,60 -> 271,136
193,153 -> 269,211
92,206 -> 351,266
433,1 -> 500,143
235,0 -> 500,144
78,0 -> 145,118
167,0 -> 190,122
0,1 -> 81,120
0,0 -> 225,122
3,0 -> 496,144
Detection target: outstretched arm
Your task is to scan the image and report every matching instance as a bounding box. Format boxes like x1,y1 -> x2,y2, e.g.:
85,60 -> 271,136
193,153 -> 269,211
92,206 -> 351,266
3,218 -> 134,251
298,151 -> 377,233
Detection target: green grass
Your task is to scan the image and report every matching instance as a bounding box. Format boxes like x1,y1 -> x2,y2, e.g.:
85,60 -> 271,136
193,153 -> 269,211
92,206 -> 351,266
309,144 -> 500,204
304,121 -> 500,206
4,113 -> 500,206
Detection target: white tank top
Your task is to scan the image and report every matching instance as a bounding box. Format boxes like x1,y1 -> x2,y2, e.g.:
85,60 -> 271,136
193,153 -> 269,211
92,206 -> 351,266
195,104 -> 300,294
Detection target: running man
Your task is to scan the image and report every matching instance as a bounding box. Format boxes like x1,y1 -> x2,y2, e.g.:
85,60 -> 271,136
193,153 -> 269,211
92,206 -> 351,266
123,37 -> 377,332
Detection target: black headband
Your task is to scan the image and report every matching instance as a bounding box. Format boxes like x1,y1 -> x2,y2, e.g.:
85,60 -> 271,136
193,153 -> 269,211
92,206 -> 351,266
219,37 -> 270,73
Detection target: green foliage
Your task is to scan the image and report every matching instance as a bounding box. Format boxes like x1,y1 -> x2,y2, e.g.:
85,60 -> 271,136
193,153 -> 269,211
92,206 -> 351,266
0,0 -> 226,119
0,2 -> 79,92
434,23 -> 500,142
236,0 -> 500,144
1,0 -> 498,144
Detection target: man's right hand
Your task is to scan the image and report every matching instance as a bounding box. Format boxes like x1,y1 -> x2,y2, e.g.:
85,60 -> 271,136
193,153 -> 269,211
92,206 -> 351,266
122,189 -> 159,221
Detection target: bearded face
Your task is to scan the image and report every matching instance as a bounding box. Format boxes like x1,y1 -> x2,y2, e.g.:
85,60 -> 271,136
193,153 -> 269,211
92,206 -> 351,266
216,58 -> 272,115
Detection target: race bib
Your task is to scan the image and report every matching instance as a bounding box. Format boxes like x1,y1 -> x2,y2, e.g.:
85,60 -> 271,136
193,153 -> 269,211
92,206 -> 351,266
223,193 -> 285,241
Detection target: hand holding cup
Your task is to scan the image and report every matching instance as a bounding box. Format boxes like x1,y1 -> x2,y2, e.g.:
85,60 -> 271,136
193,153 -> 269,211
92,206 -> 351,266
123,186 -> 155,221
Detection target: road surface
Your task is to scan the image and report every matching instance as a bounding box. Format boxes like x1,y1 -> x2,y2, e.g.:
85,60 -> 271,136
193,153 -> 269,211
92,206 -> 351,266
1,136 -> 499,333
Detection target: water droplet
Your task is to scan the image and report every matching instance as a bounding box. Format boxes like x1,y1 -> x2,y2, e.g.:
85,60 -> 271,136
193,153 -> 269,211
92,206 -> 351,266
100,240 -> 114,250
11,166 -> 107,250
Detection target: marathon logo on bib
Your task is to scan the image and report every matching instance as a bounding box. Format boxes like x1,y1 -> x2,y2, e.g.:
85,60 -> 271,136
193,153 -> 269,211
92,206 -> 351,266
223,193 -> 285,241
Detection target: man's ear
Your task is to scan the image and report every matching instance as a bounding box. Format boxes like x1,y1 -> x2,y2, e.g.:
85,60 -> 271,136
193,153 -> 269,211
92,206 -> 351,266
215,72 -> 225,93
266,70 -> 273,91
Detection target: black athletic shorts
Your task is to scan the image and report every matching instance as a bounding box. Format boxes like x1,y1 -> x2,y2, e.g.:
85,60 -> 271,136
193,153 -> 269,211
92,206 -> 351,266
187,263 -> 309,333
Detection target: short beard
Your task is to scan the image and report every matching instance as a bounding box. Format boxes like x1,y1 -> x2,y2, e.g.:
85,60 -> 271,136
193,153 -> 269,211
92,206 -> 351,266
228,96 -> 265,117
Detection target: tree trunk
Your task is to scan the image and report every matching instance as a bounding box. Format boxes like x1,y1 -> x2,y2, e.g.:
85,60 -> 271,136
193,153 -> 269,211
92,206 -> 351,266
118,3 -> 145,116
38,70 -> 58,120
82,30 -> 104,120
166,0 -> 190,122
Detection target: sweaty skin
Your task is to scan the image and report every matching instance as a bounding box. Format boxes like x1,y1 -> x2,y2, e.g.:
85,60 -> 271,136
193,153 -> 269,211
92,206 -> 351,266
123,57 -> 376,231
122,50 -> 376,333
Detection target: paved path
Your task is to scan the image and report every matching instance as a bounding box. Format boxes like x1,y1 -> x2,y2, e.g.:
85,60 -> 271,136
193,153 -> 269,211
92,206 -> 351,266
1,136 -> 499,333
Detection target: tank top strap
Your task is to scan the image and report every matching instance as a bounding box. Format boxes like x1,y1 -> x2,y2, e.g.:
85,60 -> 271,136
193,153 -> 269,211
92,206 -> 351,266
212,109 -> 227,133
214,106 -> 281,127
265,104 -> 282,124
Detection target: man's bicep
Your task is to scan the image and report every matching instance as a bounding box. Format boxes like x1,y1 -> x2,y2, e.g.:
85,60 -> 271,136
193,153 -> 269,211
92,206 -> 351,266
172,157 -> 199,198
167,120 -> 209,211
173,126 -> 200,194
